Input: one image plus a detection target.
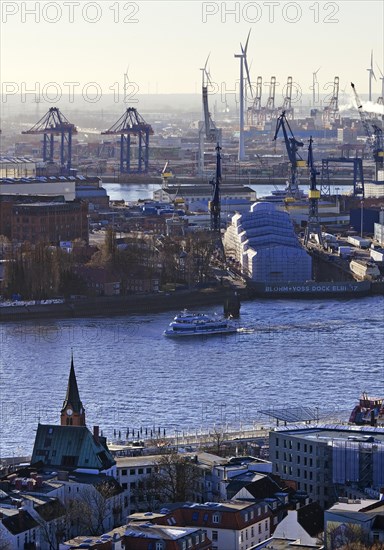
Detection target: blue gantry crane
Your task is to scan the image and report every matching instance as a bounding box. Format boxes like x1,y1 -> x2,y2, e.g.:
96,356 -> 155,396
304,137 -> 324,248
273,110 -> 306,199
101,108 -> 153,174
22,107 -> 77,175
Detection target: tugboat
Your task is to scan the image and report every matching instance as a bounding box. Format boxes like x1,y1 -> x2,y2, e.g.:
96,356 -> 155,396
349,393 -> 384,426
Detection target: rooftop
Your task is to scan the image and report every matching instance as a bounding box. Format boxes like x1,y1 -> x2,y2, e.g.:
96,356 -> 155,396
272,424 -> 384,443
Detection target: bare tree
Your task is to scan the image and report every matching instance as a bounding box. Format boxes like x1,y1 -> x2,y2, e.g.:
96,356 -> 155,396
207,426 -> 228,457
134,452 -> 202,507
67,480 -> 122,537
321,523 -> 372,549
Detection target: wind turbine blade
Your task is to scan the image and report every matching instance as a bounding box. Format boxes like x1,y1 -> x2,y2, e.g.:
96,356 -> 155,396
244,57 -> 253,98
376,63 -> 384,77
371,50 -> 373,70
204,53 -> 211,71
244,29 -> 251,55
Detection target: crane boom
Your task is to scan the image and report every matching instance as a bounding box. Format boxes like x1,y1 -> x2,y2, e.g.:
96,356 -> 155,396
273,110 -> 305,198
351,82 -> 384,171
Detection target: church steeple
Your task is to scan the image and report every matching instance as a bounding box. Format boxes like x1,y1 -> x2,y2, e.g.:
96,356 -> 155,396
60,353 -> 86,426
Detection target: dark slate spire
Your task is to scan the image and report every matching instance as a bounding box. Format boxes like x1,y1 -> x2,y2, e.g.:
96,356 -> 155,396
62,352 -> 84,414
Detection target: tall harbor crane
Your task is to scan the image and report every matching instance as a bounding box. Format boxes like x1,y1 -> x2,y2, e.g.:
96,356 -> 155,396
101,108 -> 153,174
247,76 -> 262,126
22,107 -> 77,175
322,76 -> 340,126
273,110 -> 306,198
304,137 -> 323,248
280,76 -> 294,119
209,144 -> 222,232
264,76 -> 277,121
198,55 -> 222,176
351,82 -> 384,174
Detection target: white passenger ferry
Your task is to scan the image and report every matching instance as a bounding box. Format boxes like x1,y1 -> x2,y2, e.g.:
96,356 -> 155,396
163,310 -> 238,337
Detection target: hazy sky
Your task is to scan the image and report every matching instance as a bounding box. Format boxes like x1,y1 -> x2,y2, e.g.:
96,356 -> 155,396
1,0 -> 383,107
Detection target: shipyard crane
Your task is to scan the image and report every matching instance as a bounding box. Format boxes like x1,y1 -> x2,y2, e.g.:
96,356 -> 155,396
101,108 -> 153,174
310,67 -> 321,106
161,161 -> 174,187
198,55 -> 222,177
209,144 -> 222,232
247,76 -> 262,126
322,76 -> 340,126
351,82 -> 384,173
201,55 -> 221,143
304,137 -> 323,248
273,110 -> 306,199
22,107 -> 77,175
264,76 -> 277,121
280,76 -> 294,119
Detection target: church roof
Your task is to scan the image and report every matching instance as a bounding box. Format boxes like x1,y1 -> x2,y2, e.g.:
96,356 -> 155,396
31,425 -> 115,471
62,355 -> 84,414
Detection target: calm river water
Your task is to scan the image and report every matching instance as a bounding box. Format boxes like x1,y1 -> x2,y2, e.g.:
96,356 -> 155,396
1,297 -> 383,458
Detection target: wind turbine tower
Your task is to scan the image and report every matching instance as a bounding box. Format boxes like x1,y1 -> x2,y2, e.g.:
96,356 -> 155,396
234,30 -> 252,161
376,63 -> 384,105
367,51 -> 376,102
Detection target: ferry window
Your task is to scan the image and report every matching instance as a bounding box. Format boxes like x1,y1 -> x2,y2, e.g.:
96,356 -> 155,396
130,469 -> 135,475
122,469 -> 127,475
138,468 -> 144,474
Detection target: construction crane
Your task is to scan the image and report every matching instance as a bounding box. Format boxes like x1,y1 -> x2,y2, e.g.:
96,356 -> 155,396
351,82 -> 384,174
22,107 -> 77,175
101,108 -> 153,174
273,110 -> 306,199
304,137 -> 323,247
209,144 -> 222,232
322,76 -> 340,126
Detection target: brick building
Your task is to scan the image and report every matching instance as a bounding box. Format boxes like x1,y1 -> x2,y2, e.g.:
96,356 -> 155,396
7,200 -> 88,244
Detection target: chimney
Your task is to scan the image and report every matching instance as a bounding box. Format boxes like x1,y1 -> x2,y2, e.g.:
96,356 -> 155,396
93,425 -> 100,444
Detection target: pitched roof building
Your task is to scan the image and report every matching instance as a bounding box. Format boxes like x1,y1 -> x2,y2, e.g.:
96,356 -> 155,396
31,356 -> 115,474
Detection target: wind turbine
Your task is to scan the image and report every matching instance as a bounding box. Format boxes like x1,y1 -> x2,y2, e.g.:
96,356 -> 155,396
376,63 -> 384,105
367,50 -> 376,102
234,29 -> 252,161
310,67 -> 321,106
